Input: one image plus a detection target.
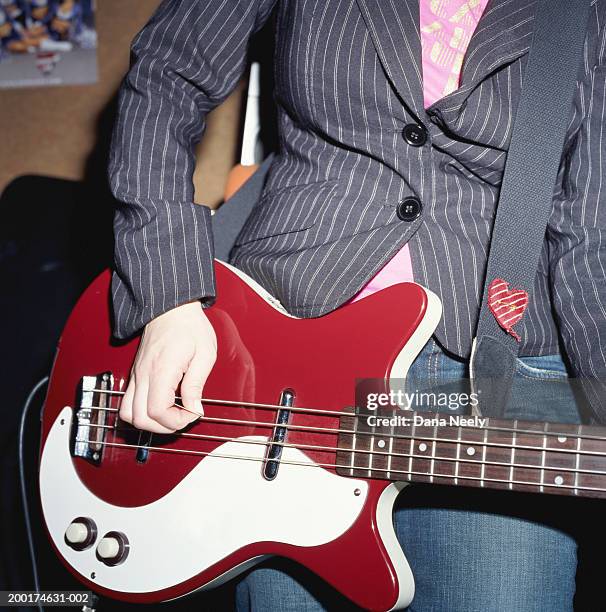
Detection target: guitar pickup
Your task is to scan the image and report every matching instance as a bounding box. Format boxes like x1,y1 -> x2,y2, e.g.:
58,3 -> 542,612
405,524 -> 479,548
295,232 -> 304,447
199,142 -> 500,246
71,372 -> 113,465
263,389 -> 294,481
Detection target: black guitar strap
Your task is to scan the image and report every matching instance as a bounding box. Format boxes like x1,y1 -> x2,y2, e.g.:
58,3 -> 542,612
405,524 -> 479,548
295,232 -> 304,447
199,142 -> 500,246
470,0 -> 592,417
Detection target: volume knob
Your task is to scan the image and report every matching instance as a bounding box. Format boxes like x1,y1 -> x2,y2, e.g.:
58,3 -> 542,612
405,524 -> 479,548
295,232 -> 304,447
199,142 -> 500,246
64,518 -> 96,550
96,532 -> 129,565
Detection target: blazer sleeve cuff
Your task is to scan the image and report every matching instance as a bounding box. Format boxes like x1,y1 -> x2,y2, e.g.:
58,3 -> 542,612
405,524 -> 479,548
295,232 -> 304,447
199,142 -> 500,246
111,200 -> 216,340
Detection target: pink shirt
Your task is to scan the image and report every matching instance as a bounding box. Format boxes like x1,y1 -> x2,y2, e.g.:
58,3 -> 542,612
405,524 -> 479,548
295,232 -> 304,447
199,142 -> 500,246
349,0 -> 489,302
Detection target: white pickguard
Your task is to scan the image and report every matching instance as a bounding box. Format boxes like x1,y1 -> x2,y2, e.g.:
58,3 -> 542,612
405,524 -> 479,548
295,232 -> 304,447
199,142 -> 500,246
39,407 -> 369,594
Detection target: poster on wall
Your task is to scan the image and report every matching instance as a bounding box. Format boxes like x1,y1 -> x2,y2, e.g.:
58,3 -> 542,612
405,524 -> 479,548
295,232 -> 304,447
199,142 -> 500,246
0,0 -> 97,89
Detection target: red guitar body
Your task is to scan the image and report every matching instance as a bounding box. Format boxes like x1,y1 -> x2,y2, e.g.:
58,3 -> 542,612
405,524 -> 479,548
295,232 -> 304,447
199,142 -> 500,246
39,261 -> 441,610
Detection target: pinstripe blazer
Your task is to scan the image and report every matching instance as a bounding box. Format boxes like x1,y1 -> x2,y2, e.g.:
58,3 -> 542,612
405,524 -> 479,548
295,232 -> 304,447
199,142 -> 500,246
109,0 -> 606,420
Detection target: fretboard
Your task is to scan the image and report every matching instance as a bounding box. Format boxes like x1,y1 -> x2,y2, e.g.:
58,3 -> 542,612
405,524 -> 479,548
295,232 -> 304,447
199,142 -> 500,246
335,408 -> 606,499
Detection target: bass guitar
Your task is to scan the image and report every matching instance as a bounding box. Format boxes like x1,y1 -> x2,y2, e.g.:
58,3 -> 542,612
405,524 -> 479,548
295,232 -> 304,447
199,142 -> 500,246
39,261 -> 606,611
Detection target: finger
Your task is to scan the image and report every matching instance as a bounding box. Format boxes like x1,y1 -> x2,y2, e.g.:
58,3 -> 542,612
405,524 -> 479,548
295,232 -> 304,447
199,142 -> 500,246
131,370 -> 176,434
121,339 -> 147,426
146,365 -> 191,431
179,354 -> 210,423
119,376 -> 135,424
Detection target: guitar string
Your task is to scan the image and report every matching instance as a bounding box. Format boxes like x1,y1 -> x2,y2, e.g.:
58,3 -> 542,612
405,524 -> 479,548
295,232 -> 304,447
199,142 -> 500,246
88,438 -> 606,496
90,388 -> 346,417
85,421 -> 606,478
86,403 -> 606,452
86,388 -> 606,443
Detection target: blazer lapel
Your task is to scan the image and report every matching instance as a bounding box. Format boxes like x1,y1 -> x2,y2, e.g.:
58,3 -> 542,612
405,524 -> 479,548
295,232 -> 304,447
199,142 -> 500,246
356,0 -> 538,117
460,0 -> 537,86
355,0 -> 425,118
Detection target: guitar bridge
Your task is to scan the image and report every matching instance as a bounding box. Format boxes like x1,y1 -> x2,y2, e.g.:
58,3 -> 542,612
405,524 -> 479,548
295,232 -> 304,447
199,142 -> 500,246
71,372 -> 114,465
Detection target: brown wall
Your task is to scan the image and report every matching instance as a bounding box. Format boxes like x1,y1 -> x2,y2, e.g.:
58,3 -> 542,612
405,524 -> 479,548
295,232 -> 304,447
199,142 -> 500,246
0,0 -> 242,206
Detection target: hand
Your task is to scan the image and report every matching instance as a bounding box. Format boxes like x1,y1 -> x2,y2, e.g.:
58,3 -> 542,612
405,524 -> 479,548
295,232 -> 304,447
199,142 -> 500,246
119,301 -> 217,434
51,18 -> 70,35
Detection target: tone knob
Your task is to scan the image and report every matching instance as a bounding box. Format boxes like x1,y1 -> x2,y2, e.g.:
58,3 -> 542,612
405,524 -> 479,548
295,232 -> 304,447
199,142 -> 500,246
96,532 -> 129,565
97,536 -> 119,558
64,517 -> 96,550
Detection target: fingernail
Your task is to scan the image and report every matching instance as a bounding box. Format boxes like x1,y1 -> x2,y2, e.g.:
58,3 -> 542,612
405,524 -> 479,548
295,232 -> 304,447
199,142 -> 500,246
195,399 -> 204,416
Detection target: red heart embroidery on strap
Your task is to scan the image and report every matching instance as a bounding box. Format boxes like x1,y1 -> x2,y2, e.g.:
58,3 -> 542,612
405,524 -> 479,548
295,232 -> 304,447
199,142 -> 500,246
487,278 -> 529,342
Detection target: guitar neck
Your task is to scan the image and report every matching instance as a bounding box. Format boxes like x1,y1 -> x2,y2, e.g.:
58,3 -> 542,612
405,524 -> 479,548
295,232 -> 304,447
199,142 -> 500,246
336,409 -> 606,499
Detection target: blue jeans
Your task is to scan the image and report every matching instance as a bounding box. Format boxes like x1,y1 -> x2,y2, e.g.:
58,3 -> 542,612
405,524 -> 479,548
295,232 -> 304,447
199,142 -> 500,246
235,337 -> 582,611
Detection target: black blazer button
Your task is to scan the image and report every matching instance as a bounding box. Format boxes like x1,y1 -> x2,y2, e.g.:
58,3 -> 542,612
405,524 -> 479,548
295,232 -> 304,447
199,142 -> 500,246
402,123 -> 428,147
397,197 -> 422,221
